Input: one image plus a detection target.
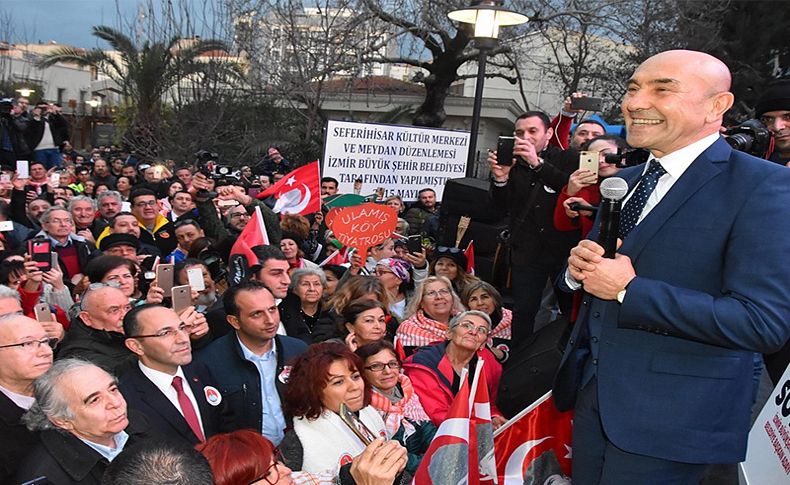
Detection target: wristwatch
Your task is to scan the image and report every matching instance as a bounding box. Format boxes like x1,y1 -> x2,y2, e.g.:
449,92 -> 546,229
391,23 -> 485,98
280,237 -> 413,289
616,279 -> 634,304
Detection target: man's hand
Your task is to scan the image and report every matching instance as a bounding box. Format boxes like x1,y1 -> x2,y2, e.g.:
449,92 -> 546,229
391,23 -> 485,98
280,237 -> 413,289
580,253 -> 636,300
217,185 -> 252,205
42,264 -> 66,291
348,252 -> 364,275
514,137 -> 541,168
567,169 -> 597,196
23,257 -> 43,292
350,438 -> 408,485
487,150 -> 513,182
563,196 -> 593,219
146,283 -> 165,304
41,320 -> 65,341
189,172 -> 212,198
179,306 -> 209,339
77,229 -> 95,244
567,239 -> 605,282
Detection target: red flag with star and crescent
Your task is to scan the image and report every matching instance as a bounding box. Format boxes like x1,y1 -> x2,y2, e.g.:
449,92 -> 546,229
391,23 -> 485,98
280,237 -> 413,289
493,391 -> 573,484
256,160 -> 321,215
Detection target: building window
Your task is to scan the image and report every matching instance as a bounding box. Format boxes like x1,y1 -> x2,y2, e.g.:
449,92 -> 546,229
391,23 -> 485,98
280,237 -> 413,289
57,88 -> 66,105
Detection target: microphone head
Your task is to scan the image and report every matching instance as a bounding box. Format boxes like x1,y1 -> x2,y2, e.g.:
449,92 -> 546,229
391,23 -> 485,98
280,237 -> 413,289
599,177 -> 629,201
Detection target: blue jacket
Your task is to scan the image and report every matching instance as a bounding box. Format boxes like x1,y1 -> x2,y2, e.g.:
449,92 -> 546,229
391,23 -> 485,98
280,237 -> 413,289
194,333 -> 307,433
553,138 -> 790,464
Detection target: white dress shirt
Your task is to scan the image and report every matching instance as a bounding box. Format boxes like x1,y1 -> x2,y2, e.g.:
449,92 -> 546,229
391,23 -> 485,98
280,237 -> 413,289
565,132 -> 721,290
138,361 -> 205,435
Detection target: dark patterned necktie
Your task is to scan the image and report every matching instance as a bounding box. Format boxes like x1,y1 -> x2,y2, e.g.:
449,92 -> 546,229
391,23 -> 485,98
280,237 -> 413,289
619,159 -> 667,238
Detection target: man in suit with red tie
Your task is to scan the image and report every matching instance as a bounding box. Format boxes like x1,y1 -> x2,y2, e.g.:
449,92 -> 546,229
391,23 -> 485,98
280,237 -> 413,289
119,304 -> 232,446
554,50 -> 790,483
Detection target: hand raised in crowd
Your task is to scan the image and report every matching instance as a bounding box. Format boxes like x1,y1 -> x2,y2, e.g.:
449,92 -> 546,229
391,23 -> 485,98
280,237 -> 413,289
72,274 -> 90,296
145,282 -> 165,305
11,171 -> 27,189
487,150 -> 513,183
76,229 -> 96,245
40,318 -> 65,342
189,172 -> 212,198
402,247 -> 427,269
217,185 -> 252,206
492,415 -> 508,431
22,257 -> 44,292
563,196 -> 594,219
41,264 -> 66,291
178,306 -> 209,340
563,91 -> 589,114
514,136 -> 541,168
566,168 -> 598,196
348,251 -> 364,275
350,438 -> 408,485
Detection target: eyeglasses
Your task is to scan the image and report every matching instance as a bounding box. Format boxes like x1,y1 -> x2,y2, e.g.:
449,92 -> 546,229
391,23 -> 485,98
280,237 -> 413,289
229,211 -> 250,219
0,337 -> 58,351
47,218 -> 73,225
436,246 -> 462,254
424,288 -> 451,299
134,200 -> 157,208
457,321 -> 490,336
248,450 -> 284,485
131,322 -> 196,339
364,360 -> 401,372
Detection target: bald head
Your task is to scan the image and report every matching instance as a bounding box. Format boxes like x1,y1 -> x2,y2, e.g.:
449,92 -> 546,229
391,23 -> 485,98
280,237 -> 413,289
622,49 -> 734,158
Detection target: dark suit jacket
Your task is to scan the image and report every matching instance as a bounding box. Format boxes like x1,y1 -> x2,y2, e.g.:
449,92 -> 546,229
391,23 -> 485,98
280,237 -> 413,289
119,361 -> 233,446
0,393 -> 39,483
553,138 -> 790,464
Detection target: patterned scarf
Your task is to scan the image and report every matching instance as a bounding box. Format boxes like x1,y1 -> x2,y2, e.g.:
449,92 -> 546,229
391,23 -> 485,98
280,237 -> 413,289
396,310 -> 449,348
369,373 -> 431,437
490,307 -> 513,340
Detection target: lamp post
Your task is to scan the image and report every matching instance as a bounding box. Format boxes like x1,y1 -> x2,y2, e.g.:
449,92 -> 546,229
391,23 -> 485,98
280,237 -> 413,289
448,1 -> 528,177
15,88 -> 35,98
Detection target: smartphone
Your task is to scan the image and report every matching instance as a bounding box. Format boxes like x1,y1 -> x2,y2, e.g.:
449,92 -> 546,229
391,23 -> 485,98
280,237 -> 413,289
49,172 -> 60,188
121,201 -> 132,212
407,235 -> 422,254
50,252 -> 58,270
0,220 -> 13,232
27,238 -> 52,272
578,151 -> 599,176
338,402 -> 376,446
16,160 -> 29,179
0,173 -> 10,183
171,285 -> 192,313
570,96 -> 603,111
217,199 -> 238,208
496,136 -> 515,166
34,303 -> 53,322
186,267 -> 206,291
156,263 -> 175,293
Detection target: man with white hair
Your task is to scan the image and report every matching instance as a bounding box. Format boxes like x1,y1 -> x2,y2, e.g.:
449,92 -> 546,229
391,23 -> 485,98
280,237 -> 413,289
0,314 -> 54,483
16,359 -> 155,484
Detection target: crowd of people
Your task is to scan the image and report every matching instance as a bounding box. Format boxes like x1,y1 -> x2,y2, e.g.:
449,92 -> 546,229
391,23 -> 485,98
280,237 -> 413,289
0,51 -> 788,484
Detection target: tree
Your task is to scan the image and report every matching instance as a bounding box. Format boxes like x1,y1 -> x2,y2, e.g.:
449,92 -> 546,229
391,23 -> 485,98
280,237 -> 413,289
36,25 -> 234,159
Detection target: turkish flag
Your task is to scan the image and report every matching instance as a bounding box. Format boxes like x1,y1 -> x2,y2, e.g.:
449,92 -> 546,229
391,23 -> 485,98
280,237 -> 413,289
412,370 -> 473,485
465,240 -> 476,276
470,361 -> 497,484
257,160 -> 321,215
493,391 -> 573,484
229,206 -> 270,270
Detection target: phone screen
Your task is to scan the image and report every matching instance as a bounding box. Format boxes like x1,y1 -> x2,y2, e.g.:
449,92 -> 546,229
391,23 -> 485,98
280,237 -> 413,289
16,160 -> 29,179
28,239 -> 52,272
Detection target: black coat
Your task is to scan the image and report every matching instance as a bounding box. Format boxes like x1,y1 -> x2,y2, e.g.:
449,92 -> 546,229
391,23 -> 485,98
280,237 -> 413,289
194,334 -> 307,433
119,361 -> 235,446
56,318 -> 137,375
24,113 -> 70,151
490,145 -> 579,265
0,392 -> 39,483
15,410 -> 154,485
278,292 -> 320,344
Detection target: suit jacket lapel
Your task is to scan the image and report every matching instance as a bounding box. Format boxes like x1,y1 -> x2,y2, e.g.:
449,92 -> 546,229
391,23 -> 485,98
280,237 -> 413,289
184,364 -> 213,436
620,140 -> 729,262
131,367 -> 198,441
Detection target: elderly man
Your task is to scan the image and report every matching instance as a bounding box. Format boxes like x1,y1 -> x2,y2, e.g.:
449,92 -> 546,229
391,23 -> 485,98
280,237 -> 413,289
56,284 -> 135,373
0,314 -> 54,483
37,206 -> 101,281
120,304 -> 230,446
554,50 -> 790,483
69,195 -> 106,242
16,359 -> 155,484
97,191 -> 123,225
195,280 -> 307,445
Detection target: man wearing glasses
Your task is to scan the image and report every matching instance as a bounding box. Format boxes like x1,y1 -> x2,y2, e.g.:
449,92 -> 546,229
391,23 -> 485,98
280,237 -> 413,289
129,188 -> 177,256
0,314 -> 54,483
36,206 -> 101,282
120,304 -> 232,446
57,284 -> 135,373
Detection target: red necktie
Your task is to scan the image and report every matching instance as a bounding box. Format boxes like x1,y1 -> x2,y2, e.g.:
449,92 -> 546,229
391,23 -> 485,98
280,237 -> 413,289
172,376 -> 205,442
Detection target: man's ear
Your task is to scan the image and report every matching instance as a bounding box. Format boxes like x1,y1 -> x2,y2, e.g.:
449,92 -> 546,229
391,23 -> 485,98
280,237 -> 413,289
79,311 -> 93,329
124,338 -> 144,357
226,314 -> 241,331
707,91 -> 735,123
545,127 -> 555,146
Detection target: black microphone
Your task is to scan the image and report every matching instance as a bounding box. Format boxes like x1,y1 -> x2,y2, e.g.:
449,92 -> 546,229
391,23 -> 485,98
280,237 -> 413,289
569,202 -> 599,213
597,177 -> 629,258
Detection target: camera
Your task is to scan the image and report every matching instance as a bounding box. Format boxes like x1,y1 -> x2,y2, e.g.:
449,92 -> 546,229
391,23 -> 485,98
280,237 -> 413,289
193,150 -> 221,199
603,148 -> 651,167
724,119 -> 771,157
0,98 -> 14,117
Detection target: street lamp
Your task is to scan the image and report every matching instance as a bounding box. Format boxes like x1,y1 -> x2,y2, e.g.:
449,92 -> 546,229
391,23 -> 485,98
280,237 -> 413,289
15,88 -> 35,97
448,0 -> 528,177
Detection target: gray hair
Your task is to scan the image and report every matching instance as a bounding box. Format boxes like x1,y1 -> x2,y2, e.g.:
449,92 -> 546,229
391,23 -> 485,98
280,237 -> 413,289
23,358 -> 109,432
98,191 -> 123,205
39,206 -> 72,225
397,218 -> 410,234
448,310 -> 492,330
0,285 -> 20,303
406,275 -> 465,317
288,267 -> 328,292
68,195 -> 98,212
103,441 -> 214,485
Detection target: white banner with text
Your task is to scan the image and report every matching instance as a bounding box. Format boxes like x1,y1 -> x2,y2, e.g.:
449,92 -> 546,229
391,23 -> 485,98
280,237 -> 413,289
322,120 -> 470,201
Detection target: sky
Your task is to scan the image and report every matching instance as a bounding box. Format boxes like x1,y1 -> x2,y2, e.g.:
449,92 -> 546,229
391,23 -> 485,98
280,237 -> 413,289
2,0 -> 223,49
